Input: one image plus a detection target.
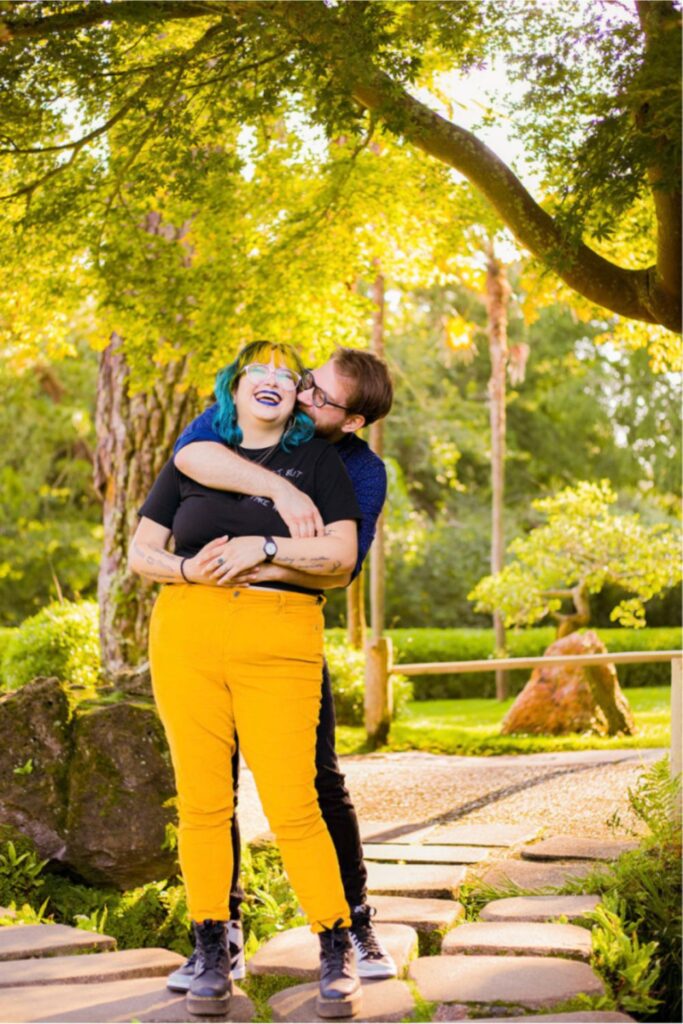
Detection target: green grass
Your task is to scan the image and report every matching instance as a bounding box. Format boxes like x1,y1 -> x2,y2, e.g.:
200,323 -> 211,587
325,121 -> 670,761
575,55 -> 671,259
335,686 -> 671,756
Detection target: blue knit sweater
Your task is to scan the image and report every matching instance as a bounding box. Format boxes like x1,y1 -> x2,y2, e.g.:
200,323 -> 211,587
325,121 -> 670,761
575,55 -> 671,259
173,405 -> 387,579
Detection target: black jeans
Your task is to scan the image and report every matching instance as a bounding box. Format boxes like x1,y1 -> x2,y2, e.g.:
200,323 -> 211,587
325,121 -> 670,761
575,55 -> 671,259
228,660 -> 367,918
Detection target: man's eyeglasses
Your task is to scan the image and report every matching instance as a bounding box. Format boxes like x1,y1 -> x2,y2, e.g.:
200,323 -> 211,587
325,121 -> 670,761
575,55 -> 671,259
241,363 -> 301,392
300,370 -> 352,411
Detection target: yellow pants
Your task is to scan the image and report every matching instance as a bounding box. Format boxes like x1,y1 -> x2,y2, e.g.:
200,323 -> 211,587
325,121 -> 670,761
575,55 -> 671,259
149,583 -> 350,931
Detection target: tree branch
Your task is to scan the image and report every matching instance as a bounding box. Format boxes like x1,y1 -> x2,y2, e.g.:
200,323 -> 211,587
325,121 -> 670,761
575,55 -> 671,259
0,2 -> 216,42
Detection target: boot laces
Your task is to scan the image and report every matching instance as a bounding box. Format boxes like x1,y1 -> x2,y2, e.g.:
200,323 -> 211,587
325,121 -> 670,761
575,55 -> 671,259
196,921 -> 228,973
321,919 -> 350,973
352,905 -> 384,959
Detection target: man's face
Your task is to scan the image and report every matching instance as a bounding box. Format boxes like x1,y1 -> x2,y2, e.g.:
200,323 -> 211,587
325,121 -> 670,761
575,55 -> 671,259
296,359 -> 363,441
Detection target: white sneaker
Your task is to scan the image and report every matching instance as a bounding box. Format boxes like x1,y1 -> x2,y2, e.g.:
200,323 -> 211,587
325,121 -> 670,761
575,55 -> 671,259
166,920 -> 246,991
226,919 -> 246,981
349,904 -> 397,979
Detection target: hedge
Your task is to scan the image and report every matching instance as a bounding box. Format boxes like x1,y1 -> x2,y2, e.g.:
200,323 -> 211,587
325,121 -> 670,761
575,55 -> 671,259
325,626 -> 681,700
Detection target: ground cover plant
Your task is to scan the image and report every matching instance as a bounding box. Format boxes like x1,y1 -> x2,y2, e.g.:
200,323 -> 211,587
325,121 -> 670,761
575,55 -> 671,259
335,686 -> 671,756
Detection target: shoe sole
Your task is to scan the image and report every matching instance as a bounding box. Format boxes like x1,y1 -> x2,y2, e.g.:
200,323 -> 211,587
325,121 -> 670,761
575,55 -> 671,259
315,990 -> 362,1019
356,964 -> 397,979
186,993 -> 231,1015
168,966 -> 245,992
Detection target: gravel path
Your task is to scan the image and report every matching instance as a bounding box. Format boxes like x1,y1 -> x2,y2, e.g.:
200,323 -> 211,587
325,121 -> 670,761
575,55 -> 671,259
237,748 -> 664,843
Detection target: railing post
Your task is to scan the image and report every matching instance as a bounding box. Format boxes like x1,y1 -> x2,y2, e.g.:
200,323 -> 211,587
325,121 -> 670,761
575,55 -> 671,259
671,656 -> 682,787
365,636 -> 393,749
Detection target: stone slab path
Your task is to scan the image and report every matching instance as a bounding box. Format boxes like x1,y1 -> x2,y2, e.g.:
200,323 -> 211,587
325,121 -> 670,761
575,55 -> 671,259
270,979 -> 415,1023
246,923 -> 417,980
0,947 -> 185,988
0,798 -> 641,1021
363,842 -> 492,864
366,861 -> 467,897
479,894 -> 601,923
0,923 -> 116,960
408,954 -> 605,1007
441,920 -> 592,960
0,976 -> 255,1022
520,835 -> 639,861
470,857 -> 596,889
369,894 -> 464,932
470,1014 -> 635,1023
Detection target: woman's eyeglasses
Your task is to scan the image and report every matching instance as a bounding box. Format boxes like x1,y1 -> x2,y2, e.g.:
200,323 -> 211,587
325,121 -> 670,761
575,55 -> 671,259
242,363 -> 301,391
300,370 -> 352,411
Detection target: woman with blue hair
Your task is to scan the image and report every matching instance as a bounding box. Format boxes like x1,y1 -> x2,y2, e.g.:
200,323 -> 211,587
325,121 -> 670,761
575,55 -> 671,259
129,341 -> 362,1019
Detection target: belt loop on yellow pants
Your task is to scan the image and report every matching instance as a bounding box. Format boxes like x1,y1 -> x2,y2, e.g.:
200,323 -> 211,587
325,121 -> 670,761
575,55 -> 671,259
149,583 -> 349,932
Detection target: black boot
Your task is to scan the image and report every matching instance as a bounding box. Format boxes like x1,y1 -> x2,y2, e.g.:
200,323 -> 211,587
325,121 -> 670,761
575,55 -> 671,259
186,919 -> 232,1015
316,919 -> 362,1019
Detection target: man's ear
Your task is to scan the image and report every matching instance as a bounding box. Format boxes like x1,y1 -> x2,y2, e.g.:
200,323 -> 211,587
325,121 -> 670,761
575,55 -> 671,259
341,413 -> 366,435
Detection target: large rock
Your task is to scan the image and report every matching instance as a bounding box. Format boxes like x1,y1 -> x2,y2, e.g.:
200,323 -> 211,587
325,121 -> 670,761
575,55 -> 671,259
501,631 -> 635,736
0,678 -> 71,860
65,702 -> 177,889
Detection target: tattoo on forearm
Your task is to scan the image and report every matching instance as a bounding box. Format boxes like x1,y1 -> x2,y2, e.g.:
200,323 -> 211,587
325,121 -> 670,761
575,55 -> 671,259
131,541 -> 180,582
277,556 -> 342,572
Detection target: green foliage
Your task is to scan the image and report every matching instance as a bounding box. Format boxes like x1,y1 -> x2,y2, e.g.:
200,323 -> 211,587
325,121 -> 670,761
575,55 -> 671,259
0,350 -> 101,626
564,759 -> 682,1022
470,481 -> 681,630
0,841 -> 47,909
1,599 -> 100,696
325,627 -> 680,700
335,687 -> 670,757
325,637 -> 412,725
589,898 -> 661,1017
239,844 -> 305,957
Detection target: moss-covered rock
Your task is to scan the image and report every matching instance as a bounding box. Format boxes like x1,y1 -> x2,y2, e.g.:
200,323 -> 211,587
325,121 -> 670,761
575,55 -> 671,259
65,702 -> 177,889
0,677 -> 71,861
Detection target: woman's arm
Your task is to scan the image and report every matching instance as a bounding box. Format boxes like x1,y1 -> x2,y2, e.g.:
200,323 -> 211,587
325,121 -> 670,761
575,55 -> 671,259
205,520 -> 358,584
128,517 -> 230,584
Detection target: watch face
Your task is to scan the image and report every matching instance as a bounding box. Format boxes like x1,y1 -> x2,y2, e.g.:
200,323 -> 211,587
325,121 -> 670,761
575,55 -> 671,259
265,540 -> 277,556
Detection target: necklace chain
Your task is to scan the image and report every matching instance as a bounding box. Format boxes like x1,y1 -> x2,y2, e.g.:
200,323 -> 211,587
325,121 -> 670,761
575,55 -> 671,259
236,440 -> 280,467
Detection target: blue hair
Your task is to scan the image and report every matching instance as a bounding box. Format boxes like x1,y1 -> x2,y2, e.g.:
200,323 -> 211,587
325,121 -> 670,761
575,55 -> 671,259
212,341 -> 315,452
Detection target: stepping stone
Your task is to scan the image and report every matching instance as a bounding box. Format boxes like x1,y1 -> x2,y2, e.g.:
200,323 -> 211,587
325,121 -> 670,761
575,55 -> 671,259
0,977 -> 255,1022
426,824 -> 541,847
269,978 -> 414,1023
370,894 -> 465,933
247,923 -> 417,979
479,895 -> 601,923
363,843 -> 492,864
0,948 -> 185,988
360,820 -> 426,843
469,858 -> 595,890
521,836 -> 639,862
0,924 -> 116,961
409,954 -> 604,1007
470,1014 -> 635,1023
441,920 -> 592,960
367,862 -> 466,898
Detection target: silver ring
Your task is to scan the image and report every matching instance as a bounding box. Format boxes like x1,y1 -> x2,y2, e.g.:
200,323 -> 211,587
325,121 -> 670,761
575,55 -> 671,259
216,557 -> 225,566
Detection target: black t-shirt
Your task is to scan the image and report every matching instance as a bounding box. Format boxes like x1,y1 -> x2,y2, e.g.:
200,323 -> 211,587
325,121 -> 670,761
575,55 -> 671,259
137,438 -> 361,595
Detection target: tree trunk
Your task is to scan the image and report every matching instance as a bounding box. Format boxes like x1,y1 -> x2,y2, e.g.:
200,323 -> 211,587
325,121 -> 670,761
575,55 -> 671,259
94,334 -> 200,692
485,246 -> 511,700
346,569 -> 366,650
366,269 -> 391,747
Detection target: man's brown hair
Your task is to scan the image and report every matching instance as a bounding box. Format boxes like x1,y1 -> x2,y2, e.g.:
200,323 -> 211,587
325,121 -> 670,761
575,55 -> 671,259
332,347 -> 393,427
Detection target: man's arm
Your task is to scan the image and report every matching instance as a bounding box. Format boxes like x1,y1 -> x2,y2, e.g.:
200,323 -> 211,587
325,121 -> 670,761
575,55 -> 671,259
173,406 -> 324,537
232,563 -> 351,590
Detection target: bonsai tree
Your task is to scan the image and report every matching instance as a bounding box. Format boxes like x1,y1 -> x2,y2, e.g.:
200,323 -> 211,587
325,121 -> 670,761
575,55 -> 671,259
469,480 -> 681,637
469,481 -> 680,736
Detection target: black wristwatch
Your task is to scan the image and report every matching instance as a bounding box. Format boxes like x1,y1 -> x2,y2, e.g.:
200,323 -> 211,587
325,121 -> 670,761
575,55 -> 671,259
263,536 -> 278,563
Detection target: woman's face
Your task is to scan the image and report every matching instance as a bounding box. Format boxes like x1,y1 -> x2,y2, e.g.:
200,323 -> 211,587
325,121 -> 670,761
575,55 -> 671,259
233,354 -> 298,430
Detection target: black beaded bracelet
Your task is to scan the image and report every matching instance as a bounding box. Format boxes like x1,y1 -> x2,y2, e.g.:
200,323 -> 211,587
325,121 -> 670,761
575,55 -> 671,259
179,558 -> 192,583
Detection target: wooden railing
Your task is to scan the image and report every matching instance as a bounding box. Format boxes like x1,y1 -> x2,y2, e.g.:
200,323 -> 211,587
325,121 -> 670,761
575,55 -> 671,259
364,642 -> 683,780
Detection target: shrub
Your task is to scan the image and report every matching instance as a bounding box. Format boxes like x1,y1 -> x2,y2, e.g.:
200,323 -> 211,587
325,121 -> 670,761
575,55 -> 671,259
1,600 -> 100,696
326,627 -> 681,700
0,627 -> 17,677
325,638 -> 412,725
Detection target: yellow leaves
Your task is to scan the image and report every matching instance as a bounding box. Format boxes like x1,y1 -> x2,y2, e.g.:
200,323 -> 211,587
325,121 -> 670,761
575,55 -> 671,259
444,314 -> 477,362
594,319 -> 683,373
